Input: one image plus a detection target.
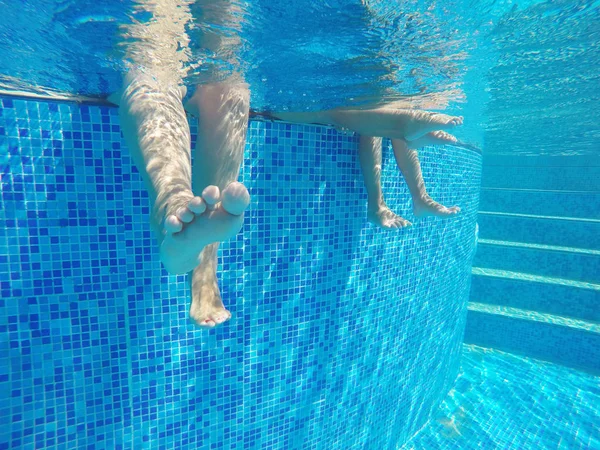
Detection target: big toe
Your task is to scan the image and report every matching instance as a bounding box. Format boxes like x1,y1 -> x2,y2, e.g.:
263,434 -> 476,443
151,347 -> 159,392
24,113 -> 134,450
221,182 -> 250,216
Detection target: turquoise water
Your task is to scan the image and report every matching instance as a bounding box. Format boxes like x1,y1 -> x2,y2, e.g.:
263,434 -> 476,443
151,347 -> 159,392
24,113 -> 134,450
409,345 -> 600,449
0,97 -> 481,449
1,0 -> 600,449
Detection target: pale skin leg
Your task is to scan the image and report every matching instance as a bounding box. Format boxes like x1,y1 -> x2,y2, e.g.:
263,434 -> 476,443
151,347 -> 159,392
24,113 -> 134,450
114,74 -> 250,276
274,107 -> 463,141
392,138 -> 460,218
271,107 -> 464,227
186,82 -> 250,328
113,0 -> 250,275
359,135 -> 411,229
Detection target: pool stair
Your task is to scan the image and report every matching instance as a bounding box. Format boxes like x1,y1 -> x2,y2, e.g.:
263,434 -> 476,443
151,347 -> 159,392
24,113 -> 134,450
466,156 -> 600,373
464,303 -> 600,374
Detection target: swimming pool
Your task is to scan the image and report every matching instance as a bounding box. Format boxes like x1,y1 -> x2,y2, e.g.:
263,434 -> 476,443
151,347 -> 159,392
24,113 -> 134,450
1,0 -> 599,449
1,96 -> 480,448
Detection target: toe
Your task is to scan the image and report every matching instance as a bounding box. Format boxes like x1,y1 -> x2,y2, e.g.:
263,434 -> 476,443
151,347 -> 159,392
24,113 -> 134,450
176,207 -> 194,223
199,319 -> 216,328
202,186 -> 221,210
214,312 -> 230,325
221,182 -> 250,216
164,215 -> 183,234
188,196 -> 206,215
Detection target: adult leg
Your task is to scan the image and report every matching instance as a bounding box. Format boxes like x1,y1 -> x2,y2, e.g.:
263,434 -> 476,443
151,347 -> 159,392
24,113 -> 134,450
116,74 -> 249,275
359,136 -> 411,229
186,82 -> 250,327
113,0 -> 249,275
391,139 -> 460,218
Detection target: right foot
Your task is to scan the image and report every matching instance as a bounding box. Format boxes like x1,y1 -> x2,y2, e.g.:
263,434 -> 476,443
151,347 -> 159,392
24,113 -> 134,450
413,195 -> 460,219
160,182 -> 250,274
367,205 -> 412,229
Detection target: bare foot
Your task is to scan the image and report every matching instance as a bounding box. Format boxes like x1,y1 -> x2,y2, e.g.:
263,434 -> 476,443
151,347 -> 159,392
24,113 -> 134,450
160,181 -> 250,274
189,265 -> 231,328
413,195 -> 460,218
407,130 -> 459,148
367,205 -> 412,229
402,111 -> 463,141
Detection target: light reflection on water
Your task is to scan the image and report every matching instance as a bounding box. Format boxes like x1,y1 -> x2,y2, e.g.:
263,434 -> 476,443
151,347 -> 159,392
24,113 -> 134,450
0,0 -> 597,155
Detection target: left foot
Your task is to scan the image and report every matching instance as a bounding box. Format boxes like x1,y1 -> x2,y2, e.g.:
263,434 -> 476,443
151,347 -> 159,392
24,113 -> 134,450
413,195 -> 460,218
367,205 -> 412,229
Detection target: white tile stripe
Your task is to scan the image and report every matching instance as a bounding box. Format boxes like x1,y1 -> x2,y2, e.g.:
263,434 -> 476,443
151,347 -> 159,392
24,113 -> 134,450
471,267 -> 600,291
468,302 -> 600,333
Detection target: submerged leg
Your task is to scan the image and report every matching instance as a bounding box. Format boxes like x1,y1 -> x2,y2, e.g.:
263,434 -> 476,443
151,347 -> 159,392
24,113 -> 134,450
327,108 -> 463,141
273,108 -> 463,142
116,74 -> 248,275
187,82 -> 250,328
391,139 -> 460,218
359,135 -> 411,229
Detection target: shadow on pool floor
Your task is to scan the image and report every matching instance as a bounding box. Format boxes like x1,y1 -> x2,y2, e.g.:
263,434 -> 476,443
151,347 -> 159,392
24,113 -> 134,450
405,344 -> 600,449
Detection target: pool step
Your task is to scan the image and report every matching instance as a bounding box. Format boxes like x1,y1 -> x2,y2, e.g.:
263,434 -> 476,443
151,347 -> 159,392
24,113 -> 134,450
470,267 -> 600,323
477,212 -> 600,250
464,302 -> 600,374
481,165 -> 600,191
473,239 -> 600,284
479,188 -> 600,219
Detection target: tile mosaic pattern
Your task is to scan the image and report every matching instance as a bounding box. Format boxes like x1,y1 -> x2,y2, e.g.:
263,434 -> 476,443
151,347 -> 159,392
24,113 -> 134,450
477,211 -> 600,250
479,188 -> 600,220
470,268 -> 600,322
464,308 -> 600,373
474,240 -> 600,284
406,344 -> 600,450
0,96 -> 482,449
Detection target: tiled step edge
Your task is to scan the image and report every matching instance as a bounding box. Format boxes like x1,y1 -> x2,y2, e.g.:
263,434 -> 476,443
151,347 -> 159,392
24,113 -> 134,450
468,302 -> 600,334
471,267 -> 600,293
477,239 -> 600,256
464,303 -> 600,375
479,211 -> 600,224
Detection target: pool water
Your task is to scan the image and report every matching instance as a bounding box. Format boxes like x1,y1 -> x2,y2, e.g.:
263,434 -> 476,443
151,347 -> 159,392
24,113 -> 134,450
408,345 -> 600,449
1,0 -> 600,448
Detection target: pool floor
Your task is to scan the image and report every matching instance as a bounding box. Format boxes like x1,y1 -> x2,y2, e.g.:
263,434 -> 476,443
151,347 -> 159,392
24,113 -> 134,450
407,345 -> 600,449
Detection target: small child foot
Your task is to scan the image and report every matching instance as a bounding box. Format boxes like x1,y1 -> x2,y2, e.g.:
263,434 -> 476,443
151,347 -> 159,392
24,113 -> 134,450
160,182 -> 250,274
367,205 -> 412,229
413,196 -> 460,219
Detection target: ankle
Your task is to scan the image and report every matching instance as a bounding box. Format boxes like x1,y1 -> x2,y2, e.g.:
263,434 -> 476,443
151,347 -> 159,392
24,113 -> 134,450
367,198 -> 387,212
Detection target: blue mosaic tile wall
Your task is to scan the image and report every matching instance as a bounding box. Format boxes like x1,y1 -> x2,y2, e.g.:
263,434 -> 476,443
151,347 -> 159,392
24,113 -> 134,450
0,96 -> 482,450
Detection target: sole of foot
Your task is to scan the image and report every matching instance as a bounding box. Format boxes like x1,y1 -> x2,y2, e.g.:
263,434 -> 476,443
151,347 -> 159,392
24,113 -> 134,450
160,182 -> 250,275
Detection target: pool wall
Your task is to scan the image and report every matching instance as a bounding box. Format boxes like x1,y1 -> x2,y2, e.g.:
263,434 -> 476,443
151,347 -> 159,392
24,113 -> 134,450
0,96 -> 481,449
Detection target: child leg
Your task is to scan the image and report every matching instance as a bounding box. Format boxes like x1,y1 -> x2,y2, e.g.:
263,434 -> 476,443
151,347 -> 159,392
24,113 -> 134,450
359,135 -> 411,229
391,139 -> 460,218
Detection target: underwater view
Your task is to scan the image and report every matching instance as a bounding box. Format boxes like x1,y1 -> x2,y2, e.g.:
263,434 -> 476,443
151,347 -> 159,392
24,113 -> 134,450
0,0 -> 598,449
